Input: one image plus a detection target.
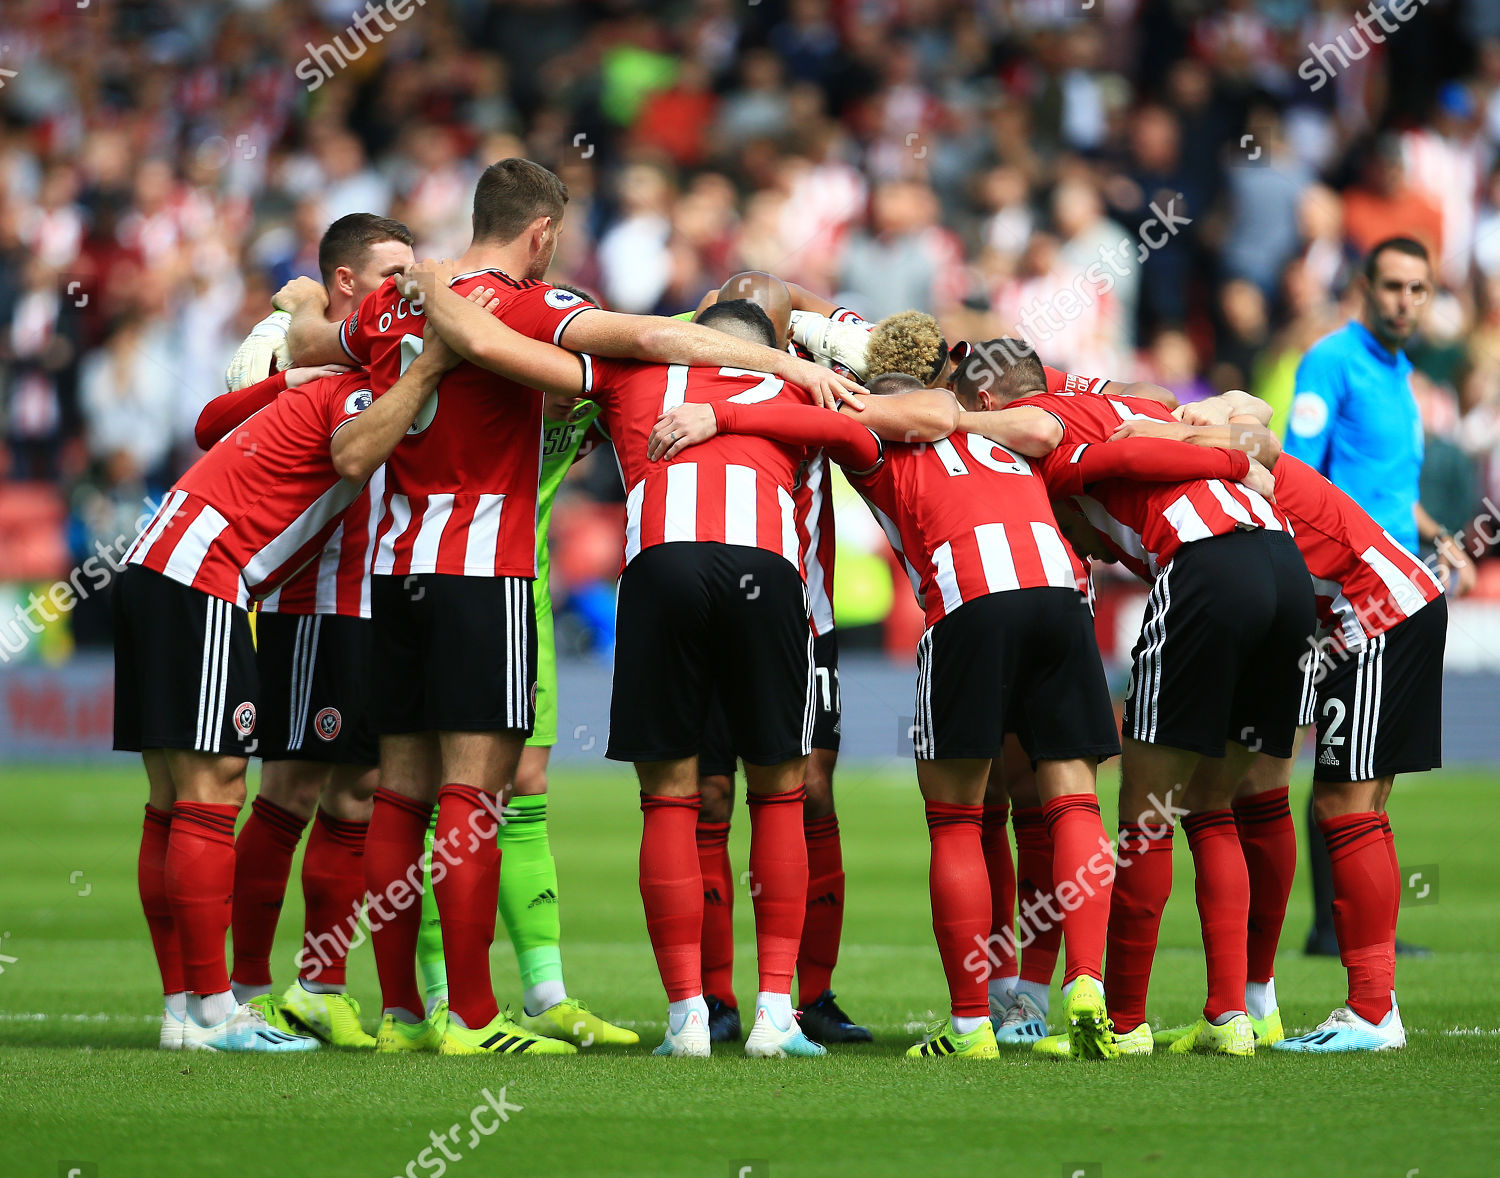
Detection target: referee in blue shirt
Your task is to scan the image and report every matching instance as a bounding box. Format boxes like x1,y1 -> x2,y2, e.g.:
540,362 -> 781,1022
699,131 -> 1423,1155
1286,236 -> 1473,956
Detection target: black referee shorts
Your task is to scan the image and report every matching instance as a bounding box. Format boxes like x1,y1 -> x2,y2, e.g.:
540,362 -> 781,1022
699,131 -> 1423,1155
608,542 -> 814,767
1123,528 -> 1315,759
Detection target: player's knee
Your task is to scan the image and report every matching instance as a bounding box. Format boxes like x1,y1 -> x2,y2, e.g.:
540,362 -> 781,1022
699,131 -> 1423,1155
699,774 -> 734,823
260,761 -> 327,820
513,761 -> 548,797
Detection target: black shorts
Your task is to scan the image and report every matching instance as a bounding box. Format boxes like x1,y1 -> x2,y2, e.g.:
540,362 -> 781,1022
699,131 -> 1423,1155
1296,640 -> 1320,728
913,588 -> 1120,763
112,565 -> 259,756
608,542 -> 814,765
1311,595 -> 1446,782
256,612 -> 378,765
698,627 -> 840,779
371,573 -> 537,736
1123,528 -> 1315,759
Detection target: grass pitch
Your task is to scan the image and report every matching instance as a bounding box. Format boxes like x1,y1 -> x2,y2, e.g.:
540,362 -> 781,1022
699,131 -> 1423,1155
2,761 -> 1497,1178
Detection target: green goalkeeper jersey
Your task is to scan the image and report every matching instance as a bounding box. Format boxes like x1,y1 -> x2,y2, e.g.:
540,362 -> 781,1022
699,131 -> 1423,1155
536,401 -> 603,579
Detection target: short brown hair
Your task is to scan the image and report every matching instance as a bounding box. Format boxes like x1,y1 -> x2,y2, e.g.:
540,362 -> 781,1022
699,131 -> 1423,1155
472,158 -> 569,243
318,213 -> 414,286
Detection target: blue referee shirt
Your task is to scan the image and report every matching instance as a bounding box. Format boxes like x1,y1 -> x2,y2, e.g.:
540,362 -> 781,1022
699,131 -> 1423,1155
1284,321 -> 1423,551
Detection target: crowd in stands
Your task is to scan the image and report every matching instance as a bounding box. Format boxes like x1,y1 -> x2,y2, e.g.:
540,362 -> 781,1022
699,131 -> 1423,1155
5,0 -> 1500,657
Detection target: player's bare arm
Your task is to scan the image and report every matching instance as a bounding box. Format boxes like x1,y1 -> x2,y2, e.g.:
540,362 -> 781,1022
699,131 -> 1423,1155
1108,416 -> 1282,468
398,261 -> 589,397
1174,389 -> 1274,427
955,406 -> 1064,457
330,327 -> 458,482
649,389 -> 956,463
558,307 -> 865,411
278,277 -> 351,366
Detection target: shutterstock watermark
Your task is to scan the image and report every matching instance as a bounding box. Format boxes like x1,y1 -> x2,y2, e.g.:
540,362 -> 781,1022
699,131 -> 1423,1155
0,496 -> 164,664
297,791 -> 511,979
961,791 -> 1190,981
956,200 -> 1192,397
388,1087 -> 523,1178
296,0 -> 428,92
1298,0 -> 1430,92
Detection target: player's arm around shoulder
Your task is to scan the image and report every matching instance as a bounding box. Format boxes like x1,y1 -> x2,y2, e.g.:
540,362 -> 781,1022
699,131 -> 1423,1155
839,388 -> 959,445
401,261 -> 585,397
558,306 -> 864,411
330,293 -> 489,481
955,404 -> 1062,457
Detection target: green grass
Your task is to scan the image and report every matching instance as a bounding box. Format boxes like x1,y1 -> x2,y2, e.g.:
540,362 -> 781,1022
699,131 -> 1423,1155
2,762 -> 1497,1178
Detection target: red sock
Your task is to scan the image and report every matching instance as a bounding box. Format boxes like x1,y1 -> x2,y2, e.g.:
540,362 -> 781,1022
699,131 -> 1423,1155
1379,814 -> 1400,944
1013,806 -> 1061,986
798,812 -> 844,1006
432,783 -> 503,1029
138,805 -> 183,995
299,810 -> 368,989
1182,809 -> 1250,1022
980,803 -> 1017,978
641,793 -> 704,1002
364,788 -> 432,1018
230,795 -> 308,988
1043,795 -> 1112,986
1233,787 -> 1295,986
746,787 -> 808,995
166,801 -> 239,995
925,800 -> 990,1020
1320,812 -> 1396,1023
696,819 -> 735,1007
1105,821 -> 1173,1032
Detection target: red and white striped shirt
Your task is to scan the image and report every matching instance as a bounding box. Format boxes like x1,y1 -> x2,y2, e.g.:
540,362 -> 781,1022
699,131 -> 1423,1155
339,271 -> 592,579
588,360 -> 814,569
1017,384 -> 1291,580
1275,455 -> 1442,650
194,370 -> 379,619
126,372 -> 374,607
850,431 -> 1085,628
259,469 -> 383,618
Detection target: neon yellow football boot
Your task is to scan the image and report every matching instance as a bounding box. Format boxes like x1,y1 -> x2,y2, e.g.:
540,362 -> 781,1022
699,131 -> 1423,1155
246,993 -> 293,1033
517,997 -> 639,1047
280,981 -> 376,1049
906,1017 -> 1000,1059
440,1008 -> 577,1056
1167,1014 -> 1255,1056
1062,976 -> 1119,1060
376,1010 -> 444,1054
1249,1008 -> 1285,1046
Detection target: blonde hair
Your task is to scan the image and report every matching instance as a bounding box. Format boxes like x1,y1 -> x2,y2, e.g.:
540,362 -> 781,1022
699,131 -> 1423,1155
864,310 -> 945,384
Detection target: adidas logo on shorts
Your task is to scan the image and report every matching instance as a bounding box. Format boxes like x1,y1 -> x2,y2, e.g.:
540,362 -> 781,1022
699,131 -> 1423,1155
1318,746 -> 1341,767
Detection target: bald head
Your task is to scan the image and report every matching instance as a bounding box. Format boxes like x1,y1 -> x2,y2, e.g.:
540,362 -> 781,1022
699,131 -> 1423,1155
716,271 -> 792,347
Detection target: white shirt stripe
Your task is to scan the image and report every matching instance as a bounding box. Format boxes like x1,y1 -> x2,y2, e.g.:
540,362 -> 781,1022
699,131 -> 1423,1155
161,504 -> 231,587
932,542 -> 964,616
1162,493 -> 1214,544
464,495 -> 506,576
243,480 -> 362,588
624,481 -> 646,563
408,493 -> 454,573
1032,521 -> 1079,588
974,523 -> 1020,594
663,464 -> 698,544
723,465 -> 757,548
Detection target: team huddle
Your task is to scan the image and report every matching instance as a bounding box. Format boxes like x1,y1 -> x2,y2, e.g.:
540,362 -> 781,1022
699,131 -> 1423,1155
114,159 -> 1448,1061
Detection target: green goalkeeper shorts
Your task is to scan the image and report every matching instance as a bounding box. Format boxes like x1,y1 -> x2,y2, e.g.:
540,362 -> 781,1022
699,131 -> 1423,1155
527,578 -> 558,749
